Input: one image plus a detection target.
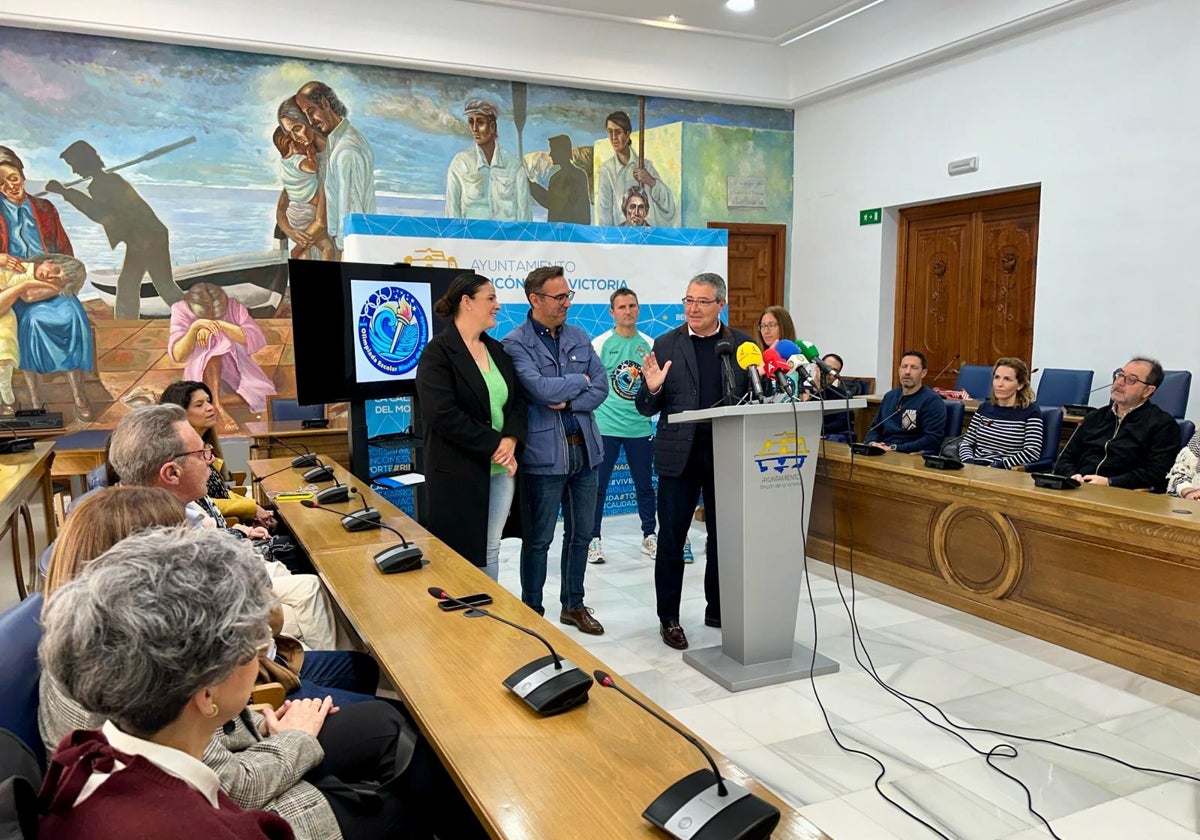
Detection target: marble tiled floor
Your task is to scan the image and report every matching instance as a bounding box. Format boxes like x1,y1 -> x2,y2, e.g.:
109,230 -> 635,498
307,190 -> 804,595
496,514 -> 1200,840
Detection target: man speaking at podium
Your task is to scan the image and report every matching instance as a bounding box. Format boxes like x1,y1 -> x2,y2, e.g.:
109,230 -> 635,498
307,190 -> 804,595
636,273 -> 754,650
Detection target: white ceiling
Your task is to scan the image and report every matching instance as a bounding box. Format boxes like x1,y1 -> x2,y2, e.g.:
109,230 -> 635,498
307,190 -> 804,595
456,0 -> 886,43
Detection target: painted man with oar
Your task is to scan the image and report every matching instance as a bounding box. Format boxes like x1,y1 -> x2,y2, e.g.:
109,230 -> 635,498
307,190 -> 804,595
595,108 -> 678,228
46,140 -> 185,320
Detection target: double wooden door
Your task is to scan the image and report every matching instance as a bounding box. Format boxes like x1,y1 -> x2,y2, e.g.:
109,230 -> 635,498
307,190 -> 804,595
708,222 -> 786,335
894,188 -> 1040,391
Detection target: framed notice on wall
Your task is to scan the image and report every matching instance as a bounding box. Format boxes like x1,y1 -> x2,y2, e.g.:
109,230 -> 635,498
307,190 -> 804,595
726,176 -> 768,209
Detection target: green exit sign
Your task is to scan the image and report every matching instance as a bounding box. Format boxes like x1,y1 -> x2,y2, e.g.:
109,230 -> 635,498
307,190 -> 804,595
860,208 -> 882,226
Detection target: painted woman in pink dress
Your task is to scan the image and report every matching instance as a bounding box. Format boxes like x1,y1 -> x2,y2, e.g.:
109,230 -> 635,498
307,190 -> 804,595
168,282 -> 276,431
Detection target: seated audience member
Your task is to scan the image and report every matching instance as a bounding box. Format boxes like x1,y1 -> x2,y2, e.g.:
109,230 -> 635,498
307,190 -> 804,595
1167,430 -> 1200,500
865,350 -> 947,453
756,305 -> 797,351
957,357 -> 1044,468
801,352 -> 859,442
1052,357 -> 1178,490
43,485 -> 379,709
107,403 -> 336,650
39,527 -> 486,840
160,380 -> 277,530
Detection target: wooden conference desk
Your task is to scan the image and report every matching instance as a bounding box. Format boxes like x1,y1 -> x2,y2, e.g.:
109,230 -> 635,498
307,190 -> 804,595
250,457 -> 825,840
809,443 -> 1200,693
245,418 -> 350,467
2,442 -> 57,598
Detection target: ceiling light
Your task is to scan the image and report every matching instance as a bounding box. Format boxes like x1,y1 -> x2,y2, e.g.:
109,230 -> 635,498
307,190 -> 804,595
725,0 -> 755,12
666,14 -> 680,22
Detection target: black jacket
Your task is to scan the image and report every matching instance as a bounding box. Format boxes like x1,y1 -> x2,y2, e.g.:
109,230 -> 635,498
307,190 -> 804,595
416,325 -> 526,565
1053,400 -> 1178,491
634,323 -> 755,478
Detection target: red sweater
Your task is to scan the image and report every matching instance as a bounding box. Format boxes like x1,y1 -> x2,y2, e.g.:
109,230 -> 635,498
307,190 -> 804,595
39,730 -> 294,840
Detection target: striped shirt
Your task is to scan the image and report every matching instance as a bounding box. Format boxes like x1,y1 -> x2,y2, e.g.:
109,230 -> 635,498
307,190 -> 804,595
958,402 -> 1043,468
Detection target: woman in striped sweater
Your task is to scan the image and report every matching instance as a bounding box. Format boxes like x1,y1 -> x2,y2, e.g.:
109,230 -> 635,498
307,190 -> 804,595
957,357 -> 1044,468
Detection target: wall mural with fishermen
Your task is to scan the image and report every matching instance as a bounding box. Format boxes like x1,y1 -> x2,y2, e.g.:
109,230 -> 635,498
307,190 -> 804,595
0,25 -> 793,432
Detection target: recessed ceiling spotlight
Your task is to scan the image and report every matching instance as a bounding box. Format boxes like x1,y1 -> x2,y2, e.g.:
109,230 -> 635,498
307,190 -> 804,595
725,0 -> 755,12
666,14 -> 680,21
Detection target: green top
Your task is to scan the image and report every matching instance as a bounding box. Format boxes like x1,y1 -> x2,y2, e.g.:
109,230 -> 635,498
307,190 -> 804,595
591,328 -> 655,438
479,351 -> 510,476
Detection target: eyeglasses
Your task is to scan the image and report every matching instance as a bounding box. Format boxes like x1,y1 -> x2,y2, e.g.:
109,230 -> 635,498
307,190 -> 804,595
682,297 -> 721,308
759,322 -> 779,332
533,291 -> 575,304
1112,369 -> 1147,386
173,444 -> 215,464
239,640 -> 272,665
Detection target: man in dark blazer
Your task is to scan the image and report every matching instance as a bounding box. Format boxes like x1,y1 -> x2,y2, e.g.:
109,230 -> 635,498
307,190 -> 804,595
635,273 -> 753,650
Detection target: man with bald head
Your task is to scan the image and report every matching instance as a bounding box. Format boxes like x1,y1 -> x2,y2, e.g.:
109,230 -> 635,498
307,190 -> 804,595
295,80 -> 376,256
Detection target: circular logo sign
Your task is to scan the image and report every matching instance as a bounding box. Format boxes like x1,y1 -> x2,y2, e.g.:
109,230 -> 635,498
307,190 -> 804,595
610,358 -> 645,401
357,286 -> 428,376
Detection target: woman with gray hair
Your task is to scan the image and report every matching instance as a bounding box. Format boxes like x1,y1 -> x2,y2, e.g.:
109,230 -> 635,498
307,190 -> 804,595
39,526 -> 487,839
38,527 -> 294,838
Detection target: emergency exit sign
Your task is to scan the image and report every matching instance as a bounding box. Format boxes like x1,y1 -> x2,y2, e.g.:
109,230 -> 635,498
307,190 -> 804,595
859,208 -> 882,225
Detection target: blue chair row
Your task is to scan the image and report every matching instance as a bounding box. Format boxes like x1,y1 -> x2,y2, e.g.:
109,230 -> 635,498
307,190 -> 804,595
957,366 -> 1192,419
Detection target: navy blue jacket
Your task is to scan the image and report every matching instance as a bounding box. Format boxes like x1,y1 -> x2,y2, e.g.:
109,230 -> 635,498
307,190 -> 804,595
865,385 -> 947,453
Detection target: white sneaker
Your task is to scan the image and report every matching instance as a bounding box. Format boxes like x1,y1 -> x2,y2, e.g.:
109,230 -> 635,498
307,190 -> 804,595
641,534 -> 657,557
682,538 -> 694,564
588,537 -> 605,564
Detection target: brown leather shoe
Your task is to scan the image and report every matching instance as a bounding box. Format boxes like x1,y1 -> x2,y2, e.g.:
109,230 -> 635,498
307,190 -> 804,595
560,605 -> 604,635
660,620 -> 688,650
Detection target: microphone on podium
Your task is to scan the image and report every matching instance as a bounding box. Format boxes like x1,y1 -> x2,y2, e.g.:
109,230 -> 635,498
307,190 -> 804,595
761,348 -> 795,398
593,669 -> 780,839
428,587 -> 593,715
735,342 -> 766,403
715,340 -> 739,406
299,498 -> 423,572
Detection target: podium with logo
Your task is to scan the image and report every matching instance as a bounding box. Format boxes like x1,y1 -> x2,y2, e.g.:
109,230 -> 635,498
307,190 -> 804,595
669,399 -> 865,691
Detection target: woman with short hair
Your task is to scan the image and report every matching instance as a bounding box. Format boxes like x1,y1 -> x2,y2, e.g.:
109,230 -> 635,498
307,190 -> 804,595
38,527 -> 294,839
957,357 -> 1044,468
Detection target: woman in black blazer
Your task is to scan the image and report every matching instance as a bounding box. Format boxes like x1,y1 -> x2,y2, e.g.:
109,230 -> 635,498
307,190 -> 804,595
416,273 -> 525,578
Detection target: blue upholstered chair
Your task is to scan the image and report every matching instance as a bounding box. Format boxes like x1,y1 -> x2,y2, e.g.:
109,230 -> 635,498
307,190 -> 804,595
0,593 -> 45,770
266,397 -> 326,423
1150,370 -> 1191,419
1178,419 -> 1195,449
955,365 -> 992,399
943,400 -> 966,439
1020,406 -> 1064,473
1035,369 -> 1094,408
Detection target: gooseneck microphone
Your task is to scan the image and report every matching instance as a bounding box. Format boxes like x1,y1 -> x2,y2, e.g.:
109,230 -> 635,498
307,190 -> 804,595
269,436 -> 319,468
0,420 -> 35,454
849,403 -> 905,456
428,587 -> 592,716
1030,395 -> 1105,490
714,339 -> 738,407
593,670 -> 780,839
299,499 -> 424,572
927,352 -> 961,387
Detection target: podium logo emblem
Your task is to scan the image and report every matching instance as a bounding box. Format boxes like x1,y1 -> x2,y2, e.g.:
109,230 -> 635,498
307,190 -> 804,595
754,433 -> 808,474
358,286 -> 428,376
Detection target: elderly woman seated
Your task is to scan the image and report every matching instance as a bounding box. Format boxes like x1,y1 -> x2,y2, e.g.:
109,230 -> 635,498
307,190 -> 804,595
39,526 -> 486,840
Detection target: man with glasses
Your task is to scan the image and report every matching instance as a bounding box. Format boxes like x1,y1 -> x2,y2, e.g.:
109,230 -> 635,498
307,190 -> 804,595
107,404 -> 336,648
503,266 -> 609,634
636,273 -> 754,650
1052,357 -> 1178,490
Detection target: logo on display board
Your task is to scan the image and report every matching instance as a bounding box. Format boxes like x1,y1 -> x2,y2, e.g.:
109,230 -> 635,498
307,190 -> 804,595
357,286 -> 428,376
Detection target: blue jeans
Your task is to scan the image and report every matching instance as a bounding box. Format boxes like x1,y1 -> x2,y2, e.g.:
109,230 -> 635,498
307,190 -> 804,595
484,472 -> 515,580
291,650 -> 380,706
520,443 -> 598,613
592,435 -> 656,539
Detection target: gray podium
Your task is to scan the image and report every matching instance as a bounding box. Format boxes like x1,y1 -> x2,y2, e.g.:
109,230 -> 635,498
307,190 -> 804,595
669,398 -> 866,691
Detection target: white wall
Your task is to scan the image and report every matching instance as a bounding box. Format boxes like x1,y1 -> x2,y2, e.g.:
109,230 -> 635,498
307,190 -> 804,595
790,0 -> 1200,416
0,0 -> 791,106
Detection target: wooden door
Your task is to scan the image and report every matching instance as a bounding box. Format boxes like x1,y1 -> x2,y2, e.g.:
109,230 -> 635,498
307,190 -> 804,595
708,222 -> 786,334
894,187 -> 1039,391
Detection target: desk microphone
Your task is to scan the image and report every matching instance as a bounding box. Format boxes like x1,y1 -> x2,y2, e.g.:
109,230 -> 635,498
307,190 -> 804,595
264,436 -> 319,468
0,420 -> 35,454
299,499 -> 423,572
735,342 -> 766,403
593,669 -> 780,839
312,466 -> 349,504
428,587 -> 592,716
850,403 -> 905,456
928,352 -> 961,387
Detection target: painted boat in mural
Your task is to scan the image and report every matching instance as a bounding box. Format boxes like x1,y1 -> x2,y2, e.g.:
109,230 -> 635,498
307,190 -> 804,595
88,246 -> 290,319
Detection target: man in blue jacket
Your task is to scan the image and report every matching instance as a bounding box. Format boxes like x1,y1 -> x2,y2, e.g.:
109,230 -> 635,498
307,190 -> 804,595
636,273 -> 753,650
503,267 -> 609,634
866,350 -> 947,453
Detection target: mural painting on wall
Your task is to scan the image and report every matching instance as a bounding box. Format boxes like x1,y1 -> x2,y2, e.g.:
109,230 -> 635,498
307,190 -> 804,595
0,25 -> 793,432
